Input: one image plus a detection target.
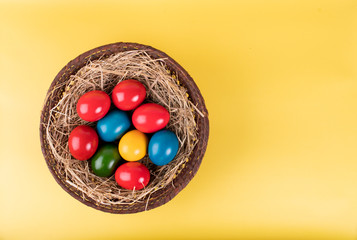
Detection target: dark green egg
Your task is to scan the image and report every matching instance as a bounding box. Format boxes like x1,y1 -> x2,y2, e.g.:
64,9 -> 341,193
91,144 -> 121,177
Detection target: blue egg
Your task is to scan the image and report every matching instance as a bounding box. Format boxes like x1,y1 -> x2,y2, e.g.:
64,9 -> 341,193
148,130 -> 179,166
97,109 -> 131,142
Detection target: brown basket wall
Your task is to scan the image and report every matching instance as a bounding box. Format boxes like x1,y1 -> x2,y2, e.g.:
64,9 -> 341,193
39,42 -> 209,213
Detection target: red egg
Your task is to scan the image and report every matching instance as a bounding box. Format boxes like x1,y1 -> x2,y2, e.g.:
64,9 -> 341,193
76,90 -> 111,121
115,162 -> 150,190
112,79 -> 146,111
132,103 -> 170,133
68,125 -> 99,161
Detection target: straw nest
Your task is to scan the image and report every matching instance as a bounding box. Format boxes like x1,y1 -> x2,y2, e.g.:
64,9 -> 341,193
44,50 -> 201,207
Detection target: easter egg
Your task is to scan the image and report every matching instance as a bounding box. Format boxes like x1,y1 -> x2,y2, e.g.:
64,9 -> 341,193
97,109 -> 131,142
115,162 -> 150,190
76,90 -> 111,122
148,130 -> 179,166
118,130 -> 148,161
68,125 -> 98,161
91,144 -> 122,177
132,103 -> 170,133
112,79 -> 146,111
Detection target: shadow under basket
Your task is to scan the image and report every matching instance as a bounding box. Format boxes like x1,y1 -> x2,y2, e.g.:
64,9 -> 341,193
39,42 -> 209,213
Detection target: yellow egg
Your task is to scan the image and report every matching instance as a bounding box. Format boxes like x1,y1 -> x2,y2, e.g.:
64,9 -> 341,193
118,130 -> 148,161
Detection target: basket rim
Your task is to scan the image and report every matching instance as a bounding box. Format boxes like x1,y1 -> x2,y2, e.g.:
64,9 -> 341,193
39,42 -> 209,214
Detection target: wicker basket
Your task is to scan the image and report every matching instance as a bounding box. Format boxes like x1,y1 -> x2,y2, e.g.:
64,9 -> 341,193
39,42 -> 209,213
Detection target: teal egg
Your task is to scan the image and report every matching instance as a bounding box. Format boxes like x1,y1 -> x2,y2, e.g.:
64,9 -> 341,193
97,109 -> 130,142
148,130 -> 179,166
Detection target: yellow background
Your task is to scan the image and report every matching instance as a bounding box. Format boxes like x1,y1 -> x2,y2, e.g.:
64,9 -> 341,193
1,0 -> 357,239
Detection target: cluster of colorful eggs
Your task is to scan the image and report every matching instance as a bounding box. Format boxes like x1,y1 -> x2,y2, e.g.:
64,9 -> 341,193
68,79 -> 179,190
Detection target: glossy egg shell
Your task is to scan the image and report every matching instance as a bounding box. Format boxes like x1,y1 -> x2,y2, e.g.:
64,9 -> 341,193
115,162 -> 150,190
148,130 -> 179,166
91,144 -> 121,177
118,130 -> 148,161
76,90 -> 111,122
68,125 -> 99,161
112,79 -> 146,111
132,103 -> 170,133
97,109 -> 131,142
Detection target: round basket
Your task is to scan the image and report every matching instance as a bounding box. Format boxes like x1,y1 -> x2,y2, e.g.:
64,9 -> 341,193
39,42 -> 209,213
